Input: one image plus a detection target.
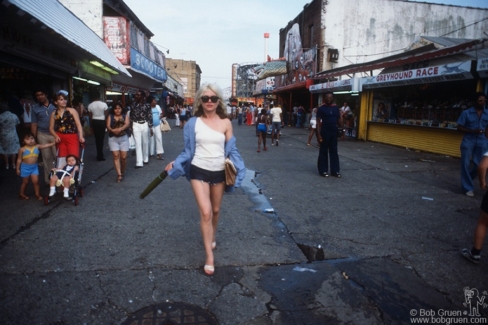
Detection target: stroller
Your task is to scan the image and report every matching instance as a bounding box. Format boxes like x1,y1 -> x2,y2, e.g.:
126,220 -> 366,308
44,145 -> 85,206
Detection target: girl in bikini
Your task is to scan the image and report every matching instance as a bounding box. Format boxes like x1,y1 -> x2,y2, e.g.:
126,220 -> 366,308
16,132 -> 55,200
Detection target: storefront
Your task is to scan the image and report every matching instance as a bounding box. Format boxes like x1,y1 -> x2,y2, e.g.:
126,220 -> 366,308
1,0 -> 130,123
362,60 -> 478,157
311,37 -> 487,157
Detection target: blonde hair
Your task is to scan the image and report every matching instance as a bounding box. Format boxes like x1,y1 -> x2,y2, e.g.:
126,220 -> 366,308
192,83 -> 227,119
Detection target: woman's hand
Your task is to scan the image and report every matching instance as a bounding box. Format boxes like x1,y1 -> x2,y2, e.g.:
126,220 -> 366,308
79,136 -> 85,143
164,161 -> 175,172
55,135 -> 61,143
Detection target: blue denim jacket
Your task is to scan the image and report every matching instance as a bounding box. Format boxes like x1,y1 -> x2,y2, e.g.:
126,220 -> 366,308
457,107 -> 488,148
168,117 -> 246,192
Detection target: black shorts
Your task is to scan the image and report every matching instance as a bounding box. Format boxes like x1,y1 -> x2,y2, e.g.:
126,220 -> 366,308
190,164 -> 225,185
481,191 -> 488,213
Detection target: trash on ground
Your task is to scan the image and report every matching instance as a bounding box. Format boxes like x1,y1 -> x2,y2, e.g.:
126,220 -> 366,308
293,266 -> 317,273
422,196 -> 434,201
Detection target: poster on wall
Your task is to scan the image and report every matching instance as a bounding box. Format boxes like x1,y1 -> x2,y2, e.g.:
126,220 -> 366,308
103,17 -> 130,65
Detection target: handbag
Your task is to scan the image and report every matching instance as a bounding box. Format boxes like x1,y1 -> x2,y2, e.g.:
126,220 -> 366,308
224,157 -> 237,186
160,118 -> 171,132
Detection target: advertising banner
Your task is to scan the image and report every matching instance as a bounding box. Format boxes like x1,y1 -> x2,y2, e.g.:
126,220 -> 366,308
103,17 -> 130,65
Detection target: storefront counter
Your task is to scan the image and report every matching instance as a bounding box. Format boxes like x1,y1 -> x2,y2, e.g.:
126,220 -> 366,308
367,121 -> 463,158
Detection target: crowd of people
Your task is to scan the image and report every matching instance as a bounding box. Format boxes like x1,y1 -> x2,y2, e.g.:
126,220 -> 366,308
1,87 -> 487,269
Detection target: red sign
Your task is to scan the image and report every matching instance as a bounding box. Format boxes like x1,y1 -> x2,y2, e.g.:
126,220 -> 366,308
103,17 -> 130,65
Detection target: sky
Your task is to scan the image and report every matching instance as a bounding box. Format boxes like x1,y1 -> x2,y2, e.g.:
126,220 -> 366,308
123,0 -> 488,92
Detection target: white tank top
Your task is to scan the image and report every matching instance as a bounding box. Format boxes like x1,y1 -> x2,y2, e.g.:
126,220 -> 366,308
192,118 -> 225,171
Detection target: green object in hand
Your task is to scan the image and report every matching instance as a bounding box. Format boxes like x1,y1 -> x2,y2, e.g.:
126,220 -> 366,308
139,171 -> 168,199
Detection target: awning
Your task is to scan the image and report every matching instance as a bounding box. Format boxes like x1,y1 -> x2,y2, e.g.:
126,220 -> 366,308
6,0 -> 131,77
315,39 -> 483,80
273,80 -> 309,93
362,61 -> 473,89
310,78 -> 360,93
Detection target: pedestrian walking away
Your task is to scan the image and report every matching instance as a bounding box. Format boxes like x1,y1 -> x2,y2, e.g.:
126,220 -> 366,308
461,151 -> 488,264
87,96 -> 108,161
270,104 -> 283,146
30,87 -> 57,183
130,90 -> 153,168
456,92 -> 488,197
316,91 -> 342,178
307,107 -> 318,146
164,83 -> 246,276
257,108 -> 268,152
106,102 -> 130,182
16,132 -> 55,200
49,90 -> 85,167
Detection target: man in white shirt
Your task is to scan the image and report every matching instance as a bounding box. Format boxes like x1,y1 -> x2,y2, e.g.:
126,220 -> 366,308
88,97 -> 108,161
270,104 -> 283,146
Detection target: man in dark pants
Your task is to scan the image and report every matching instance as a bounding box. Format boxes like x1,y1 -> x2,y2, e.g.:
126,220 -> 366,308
88,96 -> 108,161
316,91 -> 342,178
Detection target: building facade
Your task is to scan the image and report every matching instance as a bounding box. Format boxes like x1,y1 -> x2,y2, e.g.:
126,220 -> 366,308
274,0 -> 488,117
59,0 -> 167,106
165,58 -> 202,105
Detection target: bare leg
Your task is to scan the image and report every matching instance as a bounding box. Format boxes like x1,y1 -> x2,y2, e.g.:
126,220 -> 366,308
32,174 -> 42,199
112,151 -> 121,176
474,210 -> 488,250
19,177 -> 29,197
190,180 -> 225,274
120,151 -> 128,176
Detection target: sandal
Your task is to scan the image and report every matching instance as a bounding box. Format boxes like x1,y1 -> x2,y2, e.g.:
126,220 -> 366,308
35,195 -> 43,201
116,175 -> 123,183
19,194 -> 29,200
157,154 -> 164,160
204,265 -> 215,275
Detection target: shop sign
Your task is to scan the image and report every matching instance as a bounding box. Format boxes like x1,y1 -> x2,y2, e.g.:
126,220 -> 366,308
130,47 -> 167,82
477,58 -> 488,78
363,61 -> 472,88
310,78 -> 359,93
103,17 -> 130,65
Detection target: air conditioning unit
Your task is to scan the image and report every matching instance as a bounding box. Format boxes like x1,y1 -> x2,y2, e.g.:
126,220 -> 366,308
328,49 -> 339,62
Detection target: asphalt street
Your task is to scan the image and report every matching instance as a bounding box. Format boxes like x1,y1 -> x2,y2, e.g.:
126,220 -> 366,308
0,118 -> 487,324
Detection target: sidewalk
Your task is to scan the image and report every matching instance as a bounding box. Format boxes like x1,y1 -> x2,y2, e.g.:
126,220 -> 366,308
0,121 -> 486,324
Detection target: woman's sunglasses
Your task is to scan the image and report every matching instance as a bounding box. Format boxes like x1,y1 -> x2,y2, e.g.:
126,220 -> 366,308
201,96 -> 219,103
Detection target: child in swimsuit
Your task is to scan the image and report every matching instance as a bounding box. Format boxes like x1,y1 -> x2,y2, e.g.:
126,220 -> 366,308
49,154 -> 79,199
16,132 -> 56,200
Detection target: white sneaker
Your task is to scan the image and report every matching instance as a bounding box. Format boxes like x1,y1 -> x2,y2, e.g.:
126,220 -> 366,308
466,191 -> 474,197
49,187 -> 56,197
63,190 -> 69,198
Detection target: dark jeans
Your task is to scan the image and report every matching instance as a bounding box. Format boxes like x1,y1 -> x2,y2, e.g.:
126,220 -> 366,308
238,113 -> 243,125
317,128 -> 340,174
92,120 -> 106,159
